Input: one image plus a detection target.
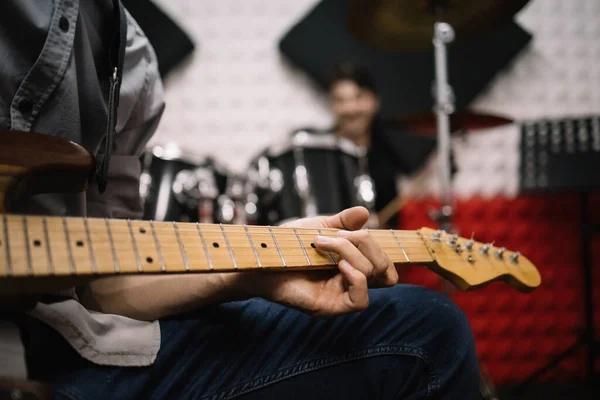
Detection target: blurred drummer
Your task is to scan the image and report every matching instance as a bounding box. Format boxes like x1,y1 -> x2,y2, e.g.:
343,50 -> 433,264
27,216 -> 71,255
326,63 -> 413,227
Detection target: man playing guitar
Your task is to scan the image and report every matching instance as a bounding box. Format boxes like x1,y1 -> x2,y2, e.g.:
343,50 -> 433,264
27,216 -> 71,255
0,1 -> 480,398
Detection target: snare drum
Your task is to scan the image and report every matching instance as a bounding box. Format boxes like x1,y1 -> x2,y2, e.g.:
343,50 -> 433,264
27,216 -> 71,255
140,145 -> 228,223
250,130 -> 376,225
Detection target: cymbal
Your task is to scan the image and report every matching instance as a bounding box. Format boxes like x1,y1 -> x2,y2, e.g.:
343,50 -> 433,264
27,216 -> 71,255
347,0 -> 530,52
385,110 -> 514,137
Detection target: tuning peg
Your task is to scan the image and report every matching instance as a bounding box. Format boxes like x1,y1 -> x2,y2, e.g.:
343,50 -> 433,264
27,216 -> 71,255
509,251 -> 520,264
495,247 -> 506,259
462,239 -> 475,252
446,233 -> 458,247
479,243 -> 492,255
429,230 -> 443,243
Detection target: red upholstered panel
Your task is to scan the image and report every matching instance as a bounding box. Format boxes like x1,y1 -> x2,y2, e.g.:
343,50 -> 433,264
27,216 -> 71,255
397,194 -> 600,385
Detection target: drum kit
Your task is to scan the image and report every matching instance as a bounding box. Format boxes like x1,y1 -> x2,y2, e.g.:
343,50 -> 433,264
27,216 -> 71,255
138,1 -> 531,398
140,0 -> 524,231
141,129 -> 378,226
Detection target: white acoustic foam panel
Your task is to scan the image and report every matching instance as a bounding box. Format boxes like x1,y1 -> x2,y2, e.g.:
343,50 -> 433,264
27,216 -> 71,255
149,0 -> 600,198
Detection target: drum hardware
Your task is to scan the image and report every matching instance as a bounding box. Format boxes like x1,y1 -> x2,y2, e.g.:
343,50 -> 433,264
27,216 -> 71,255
140,145 -> 228,223
427,9 -> 502,399
250,130 -> 378,225
218,174 -> 252,225
172,167 -> 220,224
292,131 -> 319,218
247,155 -> 284,225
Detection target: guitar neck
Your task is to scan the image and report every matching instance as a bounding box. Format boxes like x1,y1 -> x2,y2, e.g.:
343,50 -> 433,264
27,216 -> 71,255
0,214 -> 434,279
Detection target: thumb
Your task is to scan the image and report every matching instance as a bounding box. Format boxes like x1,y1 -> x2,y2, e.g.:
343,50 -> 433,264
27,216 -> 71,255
323,207 -> 369,231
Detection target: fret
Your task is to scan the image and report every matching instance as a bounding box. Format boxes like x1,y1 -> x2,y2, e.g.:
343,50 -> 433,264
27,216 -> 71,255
270,227 -> 324,267
62,217 -> 76,274
173,222 -> 189,272
175,223 -> 210,271
83,218 -> 116,274
42,217 -> 54,275
268,226 -> 286,267
196,222 -> 213,270
150,221 -> 187,272
244,225 -> 262,268
293,228 -> 312,266
26,216 -> 52,276
245,226 -> 288,268
218,225 -> 259,269
129,221 -> 163,273
292,228 -> 335,266
318,228 -> 337,265
5,215 -> 30,277
220,224 -> 237,269
83,218 -> 98,274
194,224 -> 234,270
150,221 -> 166,272
108,219 -> 138,273
22,217 -> 32,276
0,214 -> 9,277
40,216 -> 72,276
5,215 -> 28,277
127,219 -> 143,272
105,218 -> 120,273
391,230 -> 409,262
64,217 -> 94,275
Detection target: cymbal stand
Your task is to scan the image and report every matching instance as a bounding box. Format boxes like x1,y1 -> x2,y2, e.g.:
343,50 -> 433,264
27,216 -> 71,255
428,18 -> 499,400
431,20 -> 455,233
428,20 -> 457,295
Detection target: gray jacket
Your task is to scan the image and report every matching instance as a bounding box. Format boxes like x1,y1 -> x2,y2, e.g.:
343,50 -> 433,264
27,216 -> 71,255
0,0 -> 165,378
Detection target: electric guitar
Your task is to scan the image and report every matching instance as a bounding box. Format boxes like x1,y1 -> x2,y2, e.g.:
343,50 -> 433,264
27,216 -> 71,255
0,130 -> 541,399
0,130 -> 541,295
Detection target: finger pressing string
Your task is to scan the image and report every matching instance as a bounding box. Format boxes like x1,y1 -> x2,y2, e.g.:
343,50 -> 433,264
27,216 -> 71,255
337,259 -> 369,312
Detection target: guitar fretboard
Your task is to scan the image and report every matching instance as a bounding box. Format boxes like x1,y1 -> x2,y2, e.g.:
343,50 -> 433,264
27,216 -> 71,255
0,215 -> 434,278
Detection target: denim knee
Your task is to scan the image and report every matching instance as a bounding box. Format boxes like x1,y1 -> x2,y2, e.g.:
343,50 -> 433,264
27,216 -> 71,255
367,284 -> 479,395
369,285 -> 476,366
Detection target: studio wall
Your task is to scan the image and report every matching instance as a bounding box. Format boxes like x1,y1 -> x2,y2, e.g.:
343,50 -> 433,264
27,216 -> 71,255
149,0 -> 600,195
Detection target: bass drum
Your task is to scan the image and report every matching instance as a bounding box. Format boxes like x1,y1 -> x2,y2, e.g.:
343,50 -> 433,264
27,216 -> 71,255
140,145 -> 228,223
249,130 -> 376,225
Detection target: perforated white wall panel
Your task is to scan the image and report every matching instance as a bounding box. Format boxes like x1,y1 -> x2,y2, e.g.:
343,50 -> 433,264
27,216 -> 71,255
149,0 -> 600,198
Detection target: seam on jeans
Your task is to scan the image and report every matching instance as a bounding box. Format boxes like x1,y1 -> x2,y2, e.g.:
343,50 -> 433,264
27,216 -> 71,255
199,344 -> 439,400
54,386 -> 93,400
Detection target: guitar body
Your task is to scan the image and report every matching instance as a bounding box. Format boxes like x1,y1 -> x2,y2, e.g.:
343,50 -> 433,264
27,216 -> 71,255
0,131 -> 94,398
0,130 -> 94,214
0,131 -> 94,309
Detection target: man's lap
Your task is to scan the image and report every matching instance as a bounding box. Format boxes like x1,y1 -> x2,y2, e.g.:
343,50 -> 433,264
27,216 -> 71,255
24,285 -> 479,400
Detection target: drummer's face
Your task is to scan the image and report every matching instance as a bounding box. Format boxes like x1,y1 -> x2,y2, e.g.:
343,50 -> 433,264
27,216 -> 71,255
330,80 -> 379,139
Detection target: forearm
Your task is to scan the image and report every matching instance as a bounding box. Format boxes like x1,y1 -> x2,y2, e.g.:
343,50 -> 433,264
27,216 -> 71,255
77,273 -> 250,321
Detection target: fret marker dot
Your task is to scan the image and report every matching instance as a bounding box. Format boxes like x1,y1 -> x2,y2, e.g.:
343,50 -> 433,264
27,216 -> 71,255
33,240 -> 41,247
76,240 -> 84,247
213,242 -> 219,248
311,243 -> 316,248
146,256 -> 153,263
139,227 -> 146,234
261,243 -> 267,248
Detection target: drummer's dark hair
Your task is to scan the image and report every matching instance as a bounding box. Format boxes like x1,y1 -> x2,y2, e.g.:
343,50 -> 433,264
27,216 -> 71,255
325,62 -> 378,95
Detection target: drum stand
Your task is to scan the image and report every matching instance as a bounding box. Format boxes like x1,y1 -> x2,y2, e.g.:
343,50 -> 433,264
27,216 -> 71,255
428,19 -> 499,400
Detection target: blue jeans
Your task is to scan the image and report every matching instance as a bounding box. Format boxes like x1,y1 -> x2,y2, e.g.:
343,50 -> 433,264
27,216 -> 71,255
24,285 -> 479,399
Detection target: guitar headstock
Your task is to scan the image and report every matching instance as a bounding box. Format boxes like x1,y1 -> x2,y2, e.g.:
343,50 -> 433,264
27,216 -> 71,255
418,228 -> 541,293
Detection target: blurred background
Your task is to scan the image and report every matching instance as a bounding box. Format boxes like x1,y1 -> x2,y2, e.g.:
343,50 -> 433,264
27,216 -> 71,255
127,0 -> 600,398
